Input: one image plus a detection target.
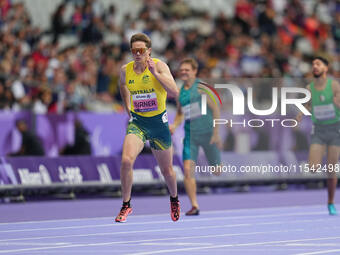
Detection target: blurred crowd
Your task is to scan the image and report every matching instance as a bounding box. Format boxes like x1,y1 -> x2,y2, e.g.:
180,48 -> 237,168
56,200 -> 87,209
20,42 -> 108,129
0,0 -> 339,112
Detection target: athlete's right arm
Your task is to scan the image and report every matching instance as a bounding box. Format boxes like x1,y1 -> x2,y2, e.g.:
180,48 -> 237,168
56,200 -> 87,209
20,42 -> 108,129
296,84 -> 311,122
119,65 -> 131,118
169,100 -> 184,135
332,80 -> 340,108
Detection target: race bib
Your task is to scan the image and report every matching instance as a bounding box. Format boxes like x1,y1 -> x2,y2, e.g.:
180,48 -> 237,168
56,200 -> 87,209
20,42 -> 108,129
183,102 -> 201,120
162,112 -> 168,123
133,93 -> 158,112
313,104 -> 336,120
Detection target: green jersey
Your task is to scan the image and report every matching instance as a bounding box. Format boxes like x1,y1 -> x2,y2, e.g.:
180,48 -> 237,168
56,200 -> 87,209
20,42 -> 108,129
179,79 -> 214,134
311,79 -> 340,125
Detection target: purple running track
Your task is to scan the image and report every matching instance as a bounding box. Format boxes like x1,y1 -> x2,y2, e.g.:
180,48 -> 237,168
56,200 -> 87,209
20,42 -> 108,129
0,189 -> 340,255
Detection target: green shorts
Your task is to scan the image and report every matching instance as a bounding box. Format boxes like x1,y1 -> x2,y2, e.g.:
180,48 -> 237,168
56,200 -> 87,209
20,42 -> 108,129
311,121 -> 340,146
183,131 -> 221,165
127,111 -> 171,150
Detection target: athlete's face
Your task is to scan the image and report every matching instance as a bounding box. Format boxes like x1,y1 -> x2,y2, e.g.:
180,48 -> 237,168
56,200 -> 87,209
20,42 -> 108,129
179,63 -> 197,82
131,41 -> 151,63
312,59 -> 328,78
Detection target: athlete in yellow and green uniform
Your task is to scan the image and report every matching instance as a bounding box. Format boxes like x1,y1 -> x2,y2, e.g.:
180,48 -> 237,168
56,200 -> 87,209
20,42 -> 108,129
125,58 -> 171,150
115,33 -> 180,223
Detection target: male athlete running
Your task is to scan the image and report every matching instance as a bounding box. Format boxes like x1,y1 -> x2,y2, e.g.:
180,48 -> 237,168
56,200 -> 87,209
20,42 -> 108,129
297,56 -> 340,215
170,58 -> 222,216
116,33 -> 180,222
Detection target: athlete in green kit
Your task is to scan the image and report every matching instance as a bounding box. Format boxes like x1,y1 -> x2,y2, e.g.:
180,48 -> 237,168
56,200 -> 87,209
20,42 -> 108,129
297,56 -> 340,215
170,58 -> 222,216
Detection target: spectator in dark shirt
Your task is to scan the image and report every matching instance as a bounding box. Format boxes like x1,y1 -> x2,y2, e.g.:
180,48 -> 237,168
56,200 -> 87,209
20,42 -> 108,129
10,120 -> 45,156
51,3 -> 67,44
61,119 -> 91,155
80,17 -> 103,44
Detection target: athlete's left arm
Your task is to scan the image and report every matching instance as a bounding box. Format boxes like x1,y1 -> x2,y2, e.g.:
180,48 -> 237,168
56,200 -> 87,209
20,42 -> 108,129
206,95 -> 223,149
169,99 -> 184,135
147,58 -> 179,97
332,80 -> 340,108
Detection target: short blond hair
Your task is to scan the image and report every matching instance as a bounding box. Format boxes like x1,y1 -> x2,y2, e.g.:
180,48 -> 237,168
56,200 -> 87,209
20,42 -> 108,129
180,58 -> 198,70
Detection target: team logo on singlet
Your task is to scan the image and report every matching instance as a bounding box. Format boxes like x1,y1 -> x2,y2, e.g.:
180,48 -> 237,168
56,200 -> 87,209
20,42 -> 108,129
129,80 -> 135,84
142,75 -> 150,84
320,94 -> 325,102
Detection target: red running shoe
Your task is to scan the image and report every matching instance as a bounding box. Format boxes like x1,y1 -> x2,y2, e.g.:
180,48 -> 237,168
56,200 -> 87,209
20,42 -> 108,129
115,205 -> 132,222
185,206 -> 200,216
170,200 -> 180,221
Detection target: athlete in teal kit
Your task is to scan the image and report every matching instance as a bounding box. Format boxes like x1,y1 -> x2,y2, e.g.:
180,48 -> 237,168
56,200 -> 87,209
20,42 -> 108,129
170,58 -> 222,216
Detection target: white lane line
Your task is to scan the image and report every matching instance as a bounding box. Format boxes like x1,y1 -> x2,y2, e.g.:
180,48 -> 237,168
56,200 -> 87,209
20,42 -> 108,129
1,242 -> 71,246
284,243 -> 340,247
1,231 -> 338,255
0,211 -> 325,233
0,224 -> 249,242
126,237 -> 340,255
0,204 -> 325,226
295,249 -> 340,255
139,242 -> 213,247
0,218 -> 334,242
0,230 -> 288,253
